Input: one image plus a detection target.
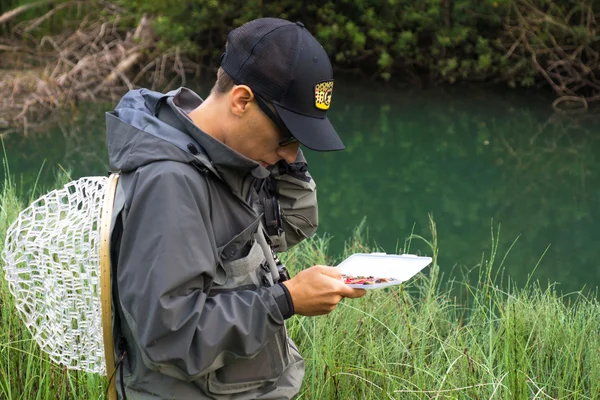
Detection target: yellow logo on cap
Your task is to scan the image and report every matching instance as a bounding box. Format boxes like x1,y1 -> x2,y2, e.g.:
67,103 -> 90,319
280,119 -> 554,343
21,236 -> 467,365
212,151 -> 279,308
314,80 -> 334,110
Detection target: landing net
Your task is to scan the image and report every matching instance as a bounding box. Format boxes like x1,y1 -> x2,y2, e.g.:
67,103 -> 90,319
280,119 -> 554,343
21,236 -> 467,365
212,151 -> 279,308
2,177 -> 108,374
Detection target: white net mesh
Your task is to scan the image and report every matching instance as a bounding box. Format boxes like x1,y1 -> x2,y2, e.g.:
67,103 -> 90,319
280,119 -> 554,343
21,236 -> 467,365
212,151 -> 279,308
2,176 -> 109,375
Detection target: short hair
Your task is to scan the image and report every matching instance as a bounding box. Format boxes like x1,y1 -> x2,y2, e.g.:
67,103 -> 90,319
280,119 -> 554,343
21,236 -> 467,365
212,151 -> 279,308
211,67 -> 235,95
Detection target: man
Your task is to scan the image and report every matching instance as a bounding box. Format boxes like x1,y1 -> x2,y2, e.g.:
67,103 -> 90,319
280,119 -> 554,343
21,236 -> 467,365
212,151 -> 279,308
106,18 -> 366,399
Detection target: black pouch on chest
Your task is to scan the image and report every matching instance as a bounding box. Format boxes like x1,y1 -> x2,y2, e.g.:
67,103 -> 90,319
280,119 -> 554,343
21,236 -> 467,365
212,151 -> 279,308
211,217 -> 277,294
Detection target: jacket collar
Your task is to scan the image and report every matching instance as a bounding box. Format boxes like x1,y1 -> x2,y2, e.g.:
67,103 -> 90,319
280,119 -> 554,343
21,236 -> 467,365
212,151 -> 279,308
159,88 -> 270,200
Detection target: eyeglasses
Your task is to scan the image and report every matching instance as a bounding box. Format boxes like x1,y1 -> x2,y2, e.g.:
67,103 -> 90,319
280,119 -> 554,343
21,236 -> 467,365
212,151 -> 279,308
254,94 -> 299,147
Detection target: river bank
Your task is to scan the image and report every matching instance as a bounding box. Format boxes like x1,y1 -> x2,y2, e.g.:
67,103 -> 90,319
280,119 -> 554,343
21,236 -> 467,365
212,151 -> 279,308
0,2 -> 199,133
2,0 -> 600,132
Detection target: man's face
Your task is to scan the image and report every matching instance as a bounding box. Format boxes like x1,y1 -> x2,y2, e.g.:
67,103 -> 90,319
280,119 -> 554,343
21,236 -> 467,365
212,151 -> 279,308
227,96 -> 301,168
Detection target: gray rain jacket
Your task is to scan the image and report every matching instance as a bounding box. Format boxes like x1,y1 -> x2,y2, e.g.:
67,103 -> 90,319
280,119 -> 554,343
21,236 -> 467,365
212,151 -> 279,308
106,87 -> 318,399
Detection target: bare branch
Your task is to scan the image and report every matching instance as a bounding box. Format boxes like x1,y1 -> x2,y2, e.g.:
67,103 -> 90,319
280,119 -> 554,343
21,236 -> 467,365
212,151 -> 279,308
0,0 -> 55,26
24,2 -> 82,33
103,51 -> 143,85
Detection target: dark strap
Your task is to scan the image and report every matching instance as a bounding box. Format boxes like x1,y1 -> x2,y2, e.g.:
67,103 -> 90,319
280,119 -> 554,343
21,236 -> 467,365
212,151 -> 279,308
119,356 -> 127,400
110,180 -> 128,400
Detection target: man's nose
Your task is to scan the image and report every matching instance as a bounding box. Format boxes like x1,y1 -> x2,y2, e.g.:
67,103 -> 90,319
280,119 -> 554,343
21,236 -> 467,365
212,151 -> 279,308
277,142 -> 301,164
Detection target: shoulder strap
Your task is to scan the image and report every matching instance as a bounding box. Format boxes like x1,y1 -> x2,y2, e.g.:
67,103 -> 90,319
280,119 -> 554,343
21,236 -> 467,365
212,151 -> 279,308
100,173 -> 120,400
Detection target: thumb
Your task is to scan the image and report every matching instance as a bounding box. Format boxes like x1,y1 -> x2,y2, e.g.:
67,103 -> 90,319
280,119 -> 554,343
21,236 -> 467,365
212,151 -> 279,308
318,266 -> 342,279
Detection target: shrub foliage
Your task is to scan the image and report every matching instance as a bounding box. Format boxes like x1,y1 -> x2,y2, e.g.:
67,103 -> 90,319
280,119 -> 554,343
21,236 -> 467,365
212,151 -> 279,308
3,0 -> 600,107
117,0 -> 600,106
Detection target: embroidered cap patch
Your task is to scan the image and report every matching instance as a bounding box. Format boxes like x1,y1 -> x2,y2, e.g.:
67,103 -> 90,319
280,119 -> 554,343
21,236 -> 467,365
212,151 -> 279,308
314,80 -> 334,110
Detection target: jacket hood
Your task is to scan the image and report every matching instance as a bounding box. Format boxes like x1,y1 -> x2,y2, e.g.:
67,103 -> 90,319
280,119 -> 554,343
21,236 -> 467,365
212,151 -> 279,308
106,88 -> 270,186
107,88 -> 197,173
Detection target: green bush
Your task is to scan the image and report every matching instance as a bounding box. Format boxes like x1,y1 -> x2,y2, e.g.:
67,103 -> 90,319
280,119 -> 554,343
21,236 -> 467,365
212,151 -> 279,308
119,0 -> 518,83
8,0 -> 600,99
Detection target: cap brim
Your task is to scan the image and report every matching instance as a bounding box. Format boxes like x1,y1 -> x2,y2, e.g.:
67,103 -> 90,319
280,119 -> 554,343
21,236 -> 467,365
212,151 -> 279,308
274,104 -> 345,151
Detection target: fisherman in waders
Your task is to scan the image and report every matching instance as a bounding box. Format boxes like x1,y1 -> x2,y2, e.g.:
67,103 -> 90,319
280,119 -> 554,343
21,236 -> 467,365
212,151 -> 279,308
106,18 -> 366,399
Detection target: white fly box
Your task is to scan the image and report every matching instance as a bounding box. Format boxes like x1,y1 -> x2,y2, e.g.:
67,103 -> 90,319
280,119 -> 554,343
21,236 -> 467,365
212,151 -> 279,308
337,253 -> 432,289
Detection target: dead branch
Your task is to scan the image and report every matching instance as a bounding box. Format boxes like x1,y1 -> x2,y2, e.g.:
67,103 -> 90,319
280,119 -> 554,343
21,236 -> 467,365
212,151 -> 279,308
502,0 -> 600,108
103,14 -> 152,86
552,95 -> 588,113
104,51 -> 143,85
0,44 -> 27,52
0,4 -> 199,131
0,0 -> 54,26
24,2 -> 81,33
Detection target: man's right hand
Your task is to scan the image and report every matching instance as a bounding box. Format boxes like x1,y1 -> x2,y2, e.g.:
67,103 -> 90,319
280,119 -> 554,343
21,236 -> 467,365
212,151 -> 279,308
282,265 -> 366,316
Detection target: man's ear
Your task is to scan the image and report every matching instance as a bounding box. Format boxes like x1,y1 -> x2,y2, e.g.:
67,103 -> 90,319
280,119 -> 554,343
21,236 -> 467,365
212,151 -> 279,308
229,85 -> 254,117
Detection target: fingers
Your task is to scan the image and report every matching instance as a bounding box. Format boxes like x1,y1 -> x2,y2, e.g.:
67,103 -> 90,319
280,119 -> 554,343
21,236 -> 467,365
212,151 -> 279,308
324,275 -> 366,298
316,266 -> 367,298
341,287 -> 367,299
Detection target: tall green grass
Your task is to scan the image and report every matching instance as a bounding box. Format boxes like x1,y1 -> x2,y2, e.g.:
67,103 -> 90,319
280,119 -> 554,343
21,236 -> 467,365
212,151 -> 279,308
283,221 -> 600,400
1,178 -> 598,399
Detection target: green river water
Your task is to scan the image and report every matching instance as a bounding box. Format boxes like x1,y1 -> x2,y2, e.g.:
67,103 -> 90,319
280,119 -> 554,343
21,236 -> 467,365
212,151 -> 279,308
2,81 -> 599,293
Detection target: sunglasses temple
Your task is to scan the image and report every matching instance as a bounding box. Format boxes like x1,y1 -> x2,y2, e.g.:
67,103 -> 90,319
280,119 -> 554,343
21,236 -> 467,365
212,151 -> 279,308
255,96 -> 293,138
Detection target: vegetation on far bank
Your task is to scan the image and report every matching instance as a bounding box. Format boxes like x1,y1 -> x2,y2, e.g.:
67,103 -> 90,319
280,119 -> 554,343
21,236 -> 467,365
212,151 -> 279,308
1,0 -> 600,130
1,174 -> 599,399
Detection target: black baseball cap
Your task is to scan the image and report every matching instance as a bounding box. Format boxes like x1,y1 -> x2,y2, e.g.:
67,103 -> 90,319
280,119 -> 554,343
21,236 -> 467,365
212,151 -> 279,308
221,18 -> 344,151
